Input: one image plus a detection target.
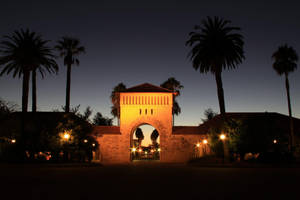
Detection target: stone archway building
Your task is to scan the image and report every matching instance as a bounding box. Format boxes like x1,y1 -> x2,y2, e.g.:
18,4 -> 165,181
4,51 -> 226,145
93,83 -> 209,163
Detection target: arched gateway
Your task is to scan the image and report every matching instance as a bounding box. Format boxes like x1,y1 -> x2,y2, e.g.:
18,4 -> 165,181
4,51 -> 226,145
93,83 -> 210,163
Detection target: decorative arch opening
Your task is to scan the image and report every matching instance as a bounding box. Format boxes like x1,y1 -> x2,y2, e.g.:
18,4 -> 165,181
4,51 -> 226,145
130,124 -> 160,161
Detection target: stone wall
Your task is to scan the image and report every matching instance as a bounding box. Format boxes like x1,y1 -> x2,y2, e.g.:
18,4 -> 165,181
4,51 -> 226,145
95,91 -> 211,164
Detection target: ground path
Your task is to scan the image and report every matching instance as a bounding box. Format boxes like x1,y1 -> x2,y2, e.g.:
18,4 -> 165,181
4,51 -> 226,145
0,162 -> 299,200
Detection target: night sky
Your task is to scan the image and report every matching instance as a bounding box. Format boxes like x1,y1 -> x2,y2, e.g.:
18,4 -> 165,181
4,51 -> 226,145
0,0 -> 299,126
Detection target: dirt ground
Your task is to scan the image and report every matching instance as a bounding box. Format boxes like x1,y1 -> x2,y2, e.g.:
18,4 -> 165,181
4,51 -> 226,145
0,163 -> 299,200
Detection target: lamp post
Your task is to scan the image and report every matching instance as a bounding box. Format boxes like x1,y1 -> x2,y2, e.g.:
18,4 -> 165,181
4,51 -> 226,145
220,133 -> 229,163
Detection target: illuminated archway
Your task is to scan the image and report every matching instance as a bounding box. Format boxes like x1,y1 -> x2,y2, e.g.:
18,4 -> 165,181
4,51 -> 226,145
130,124 -> 160,161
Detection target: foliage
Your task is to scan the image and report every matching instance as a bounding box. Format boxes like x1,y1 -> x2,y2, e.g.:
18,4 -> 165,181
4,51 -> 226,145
135,128 -> 144,140
0,29 -> 58,112
93,112 -> 113,126
150,129 -> 159,142
135,128 -> 144,148
186,16 -> 245,114
272,44 -> 298,76
160,77 -> 183,117
208,118 -> 289,159
201,108 -> 218,123
55,37 -> 85,66
0,98 -> 18,120
110,83 -> 127,123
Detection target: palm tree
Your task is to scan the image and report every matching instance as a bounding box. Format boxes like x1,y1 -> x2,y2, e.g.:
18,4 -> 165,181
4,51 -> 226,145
151,129 -> 159,145
110,83 -> 127,126
55,37 -> 85,113
0,29 -> 58,112
186,16 -> 245,114
160,77 -> 183,126
135,128 -> 144,148
272,44 -> 298,152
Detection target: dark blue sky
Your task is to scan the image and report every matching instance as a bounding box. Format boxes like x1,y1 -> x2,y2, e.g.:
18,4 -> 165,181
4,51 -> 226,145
0,0 -> 299,125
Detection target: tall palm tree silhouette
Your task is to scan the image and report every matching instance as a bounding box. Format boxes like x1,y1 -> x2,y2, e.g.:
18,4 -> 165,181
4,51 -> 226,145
186,16 -> 245,114
160,77 -> 183,125
0,29 -> 58,112
272,44 -> 298,152
55,37 -> 85,113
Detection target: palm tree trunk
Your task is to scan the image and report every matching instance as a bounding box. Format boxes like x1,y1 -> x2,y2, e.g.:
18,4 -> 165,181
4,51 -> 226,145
285,74 -> 294,151
215,70 -> 226,114
22,70 -> 30,112
32,69 -> 37,112
65,64 -> 71,113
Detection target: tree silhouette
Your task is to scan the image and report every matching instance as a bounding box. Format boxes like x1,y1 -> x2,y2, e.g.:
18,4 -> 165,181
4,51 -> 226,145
135,128 -> 144,147
202,108 -> 218,123
55,37 -> 85,113
110,83 -> 126,125
150,129 -> 159,144
272,44 -> 298,152
0,29 -> 58,112
160,77 -> 183,125
186,16 -> 245,114
93,112 -> 113,126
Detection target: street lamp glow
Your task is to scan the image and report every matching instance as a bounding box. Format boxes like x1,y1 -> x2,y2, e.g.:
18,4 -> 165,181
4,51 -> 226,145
220,134 -> 226,140
273,139 -> 277,144
132,147 -> 137,152
203,139 -> 208,144
92,143 -> 96,147
84,139 -> 88,143
11,139 -> 16,143
196,143 -> 200,147
157,148 -> 161,152
63,132 -> 70,140
138,148 -> 142,152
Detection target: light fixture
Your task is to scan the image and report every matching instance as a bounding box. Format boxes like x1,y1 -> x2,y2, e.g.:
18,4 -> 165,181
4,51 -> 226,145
63,132 -> 70,140
220,134 -> 226,140
203,139 -> 208,144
